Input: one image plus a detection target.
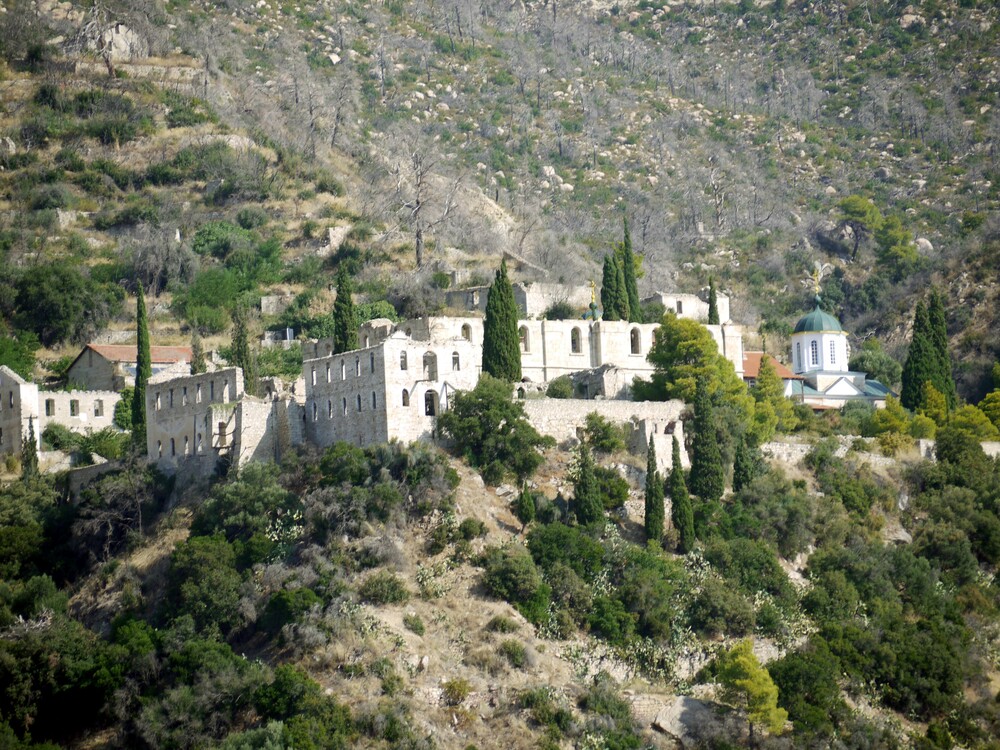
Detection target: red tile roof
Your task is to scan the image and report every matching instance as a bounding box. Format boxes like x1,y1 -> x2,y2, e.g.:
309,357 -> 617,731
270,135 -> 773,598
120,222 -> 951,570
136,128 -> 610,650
83,344 -> 193,365
742,351 -> 802,380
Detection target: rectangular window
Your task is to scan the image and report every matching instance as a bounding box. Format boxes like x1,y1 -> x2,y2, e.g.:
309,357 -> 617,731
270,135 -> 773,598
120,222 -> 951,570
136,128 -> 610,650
169,389 -> 174,408
810,340 -> 819,366
0,428 -> 3,445
94,399 -> 103,417
45,399 -> 55,416
182,387 -> 188,406
829,340 -> 836,364
70,400 -> 79,417
155,392 -> 161,411
197,383 -> 202,403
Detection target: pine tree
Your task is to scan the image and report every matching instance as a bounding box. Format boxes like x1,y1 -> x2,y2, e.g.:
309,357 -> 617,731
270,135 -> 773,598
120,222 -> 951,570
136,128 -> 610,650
514,488 -> 536,532
231,302 -> 258,396
927,290 -> 955,408
21,415 -> 38,480
600,255 -> 622,321
332,266 -> 358,354
644,438 -> 664,543
131,285 -> 152,450
752,355 -> 796,435
716,639 -> 788,738
482,260 -> 522,382
616,217 -> 641,322
573,441 -> 604,527
669,436 -> 695,553
191,329 -> 206,374
688,378 -> 725,502
708,277 -> 720,325
901,301 -> 936,411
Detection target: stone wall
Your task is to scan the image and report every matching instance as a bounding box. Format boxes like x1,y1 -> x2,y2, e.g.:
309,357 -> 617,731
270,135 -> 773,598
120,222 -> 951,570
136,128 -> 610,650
643,291 -> 731,324
38,390 -> 120,435
521,398 -> 687,472
0,366 -> 39,457
66,352 -> 117,391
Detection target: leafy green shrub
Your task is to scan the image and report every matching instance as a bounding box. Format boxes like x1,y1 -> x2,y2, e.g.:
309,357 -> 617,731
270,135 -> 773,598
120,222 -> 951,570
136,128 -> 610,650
192,221 -> 256,259
403,613 -> 425,635
520,687 -> 572,732
480,545 -> 550,623
164,534 -> 243,633
358,571 -> 410,605
236,206 -> 269,229
41,422 -> 81,452
486,615 -> 518,633
689,576 -> 755,637
430,271 -> 451,289
314,170 -> 344,195
499,639 -> 528,668
594,465 -> 629,510
542,300 -> 577,320
28,183 -> 75,210
584,412 -> 626,454
545,375 -> 574,399
458,518 -> 486,540
442,678 -> 472,705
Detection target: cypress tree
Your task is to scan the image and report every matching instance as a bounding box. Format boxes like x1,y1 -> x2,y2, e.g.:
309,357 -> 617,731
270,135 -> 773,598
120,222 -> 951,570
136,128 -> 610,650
231,302 -> 258,397
732,432 -> 765,494
927,290 -> 955,408
669,436 -> 695,553
901,301 -> 936,411
688,378 -> 725,502
573,441 -> 604,527
131,285 -> 152,450
482,259 -> 522,381
644,438 -> 664,543
514,488 -> 536,532
21,415 -> 38,480
708,277 -> 720,325
617,217 -> 641,323
600,255 -> 621,321
191,329 -> 206,374
332,266 -> 358,354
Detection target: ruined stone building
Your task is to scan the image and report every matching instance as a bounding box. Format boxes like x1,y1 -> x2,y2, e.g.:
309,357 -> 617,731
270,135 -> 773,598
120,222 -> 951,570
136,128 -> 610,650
66,344 -> 193,391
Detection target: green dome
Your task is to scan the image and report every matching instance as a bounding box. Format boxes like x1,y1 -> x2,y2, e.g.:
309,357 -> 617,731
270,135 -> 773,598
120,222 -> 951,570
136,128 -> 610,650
794,306 -> 843,334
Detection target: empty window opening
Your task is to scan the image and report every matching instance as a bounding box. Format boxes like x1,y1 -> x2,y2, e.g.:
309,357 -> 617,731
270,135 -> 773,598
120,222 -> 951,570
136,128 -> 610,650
311,367 -> 317,386
370,352 -> 375,372
210,381 -> 215,400
402,389 -> 410,407
571,328 -> 582,354
45,399 -> 55,416
517,387 -> 526,399
326,363 -> 331,383
424,391 -> 438,416
94,399 -> 103,417
70,399 -> 80,417
182,387 -> 188,406
452,352 -> 460,371
341,360 -> 346,380
400,351 -> 408,370
355,357 -> 361,376
155,393 -> 161,411
328,400 -> 333,418
184,436 -> 189,456
676,300 -> 683,314
795,342 -> 801,370
170,438 -> 176,457
342,397 -> 347,416
312,403 -> 318,421
461,324 -> 472,341
196,384 -> 202,403
372,391 -> 377,409
218,422 -> 227,447
423,352 -> 438,381
356,394 -> 362,412
630,328 -> 641,355
519,326 -> 529,352
157,441 -> 162,457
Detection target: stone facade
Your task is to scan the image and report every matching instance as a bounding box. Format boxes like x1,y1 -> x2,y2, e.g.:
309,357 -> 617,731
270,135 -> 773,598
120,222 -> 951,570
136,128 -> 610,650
39,390 -> 121,434
445,282 -> 593,318
0,366 -> 40,457
522,398 -> 688,472
642,291 -> 731,324
67,344 -> 193,391
303,332 -> 480,448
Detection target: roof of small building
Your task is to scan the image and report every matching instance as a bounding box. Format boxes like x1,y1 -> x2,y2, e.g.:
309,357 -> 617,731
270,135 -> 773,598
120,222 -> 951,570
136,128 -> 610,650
76,343 -> 193,366
742,352 -> 802,380
793,306 -> 843,334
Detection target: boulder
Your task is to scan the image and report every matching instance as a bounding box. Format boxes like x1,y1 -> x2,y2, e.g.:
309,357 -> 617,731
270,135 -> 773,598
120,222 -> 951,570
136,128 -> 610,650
651,697 -> 719,747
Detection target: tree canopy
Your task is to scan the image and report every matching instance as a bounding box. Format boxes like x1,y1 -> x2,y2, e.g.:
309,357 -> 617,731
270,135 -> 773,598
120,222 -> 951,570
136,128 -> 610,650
481,260 -> 521,382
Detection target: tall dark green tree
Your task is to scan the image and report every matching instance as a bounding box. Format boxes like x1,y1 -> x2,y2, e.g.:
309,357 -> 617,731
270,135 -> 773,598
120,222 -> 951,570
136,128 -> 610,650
901,301 -> 936,411
21,415 -> 38,480
688,378 -> 725,502
615,218 -> 641,323
131,285 -> 152,449
573,441 -> 604,527
332,266 -> 358,354
190,329 -> 206,375
482,260 -> 521,382
669,436 -> 695,554
231,302 -> 258,397
732,432 -> 765,494
514,489 -> 536,532
927,290 -> 955,408
644,438 -> 664,543
707,277 -> 720,325
600,255 -> 628,322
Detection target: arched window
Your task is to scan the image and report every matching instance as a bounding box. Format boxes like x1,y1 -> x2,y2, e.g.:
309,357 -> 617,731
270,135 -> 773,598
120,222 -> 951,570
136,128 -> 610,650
402,389 -> 410,406
312,403 -> 318,421
810,340 -> 819,366
676,300 -> 684,314
197,433 -> 203,453
519,325 -> 529,352
461,324 -> 472,341
184,436 -> 189,456
452,352 -> 460,371
355,357 -> 361,376
157,441 -> 162,458
311,367 -> 316,386
364,335 -> 370,347
517,387 -> 525,399
370,352 -> 375,372
340,360 -> 346,379
424,390 -> 438,416
400,351 -> 408,370
829,340 -> 836,364
571,327 -> 582,354
630,328 -> 641,355
326,363 -> 331,383
423,352 -> 438,381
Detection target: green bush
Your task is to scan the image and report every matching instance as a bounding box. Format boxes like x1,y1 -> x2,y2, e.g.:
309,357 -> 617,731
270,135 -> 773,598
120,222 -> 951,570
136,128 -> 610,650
28,183 -> 75,210
358,571 -> 410,605
260,587 -> 322,635
458,518 -> 486,540
403,613 -> 425,635
499,639 -> 528,668
584,412 -> 626,454
545,375 -> 574,399
486,614 -> 518,633
442,678 -> 472,705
